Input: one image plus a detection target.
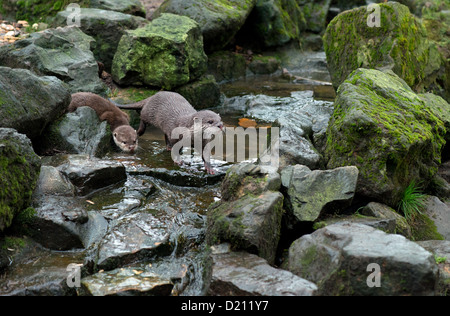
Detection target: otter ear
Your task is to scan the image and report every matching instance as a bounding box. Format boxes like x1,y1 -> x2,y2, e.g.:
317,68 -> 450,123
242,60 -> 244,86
114,132 -> 117,138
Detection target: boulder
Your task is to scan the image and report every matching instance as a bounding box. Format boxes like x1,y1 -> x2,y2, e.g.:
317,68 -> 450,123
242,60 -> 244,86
206,163 -> 283,264
298,0 -> 331,33
0,238 -> 85,296
29,164 -> 109,250
423,196 -> 450,240
57,155 -> 127,196
92,210 -> 173,271
37,106 -> 113,158
325,68 -> 447,206
417,240 -> 450,296
237,0 -> 305,48
54,8 -> 148,72
281,164 -> 358,222
361,202 -> 412,238
207,51 -> 247,83
80,266 -> 173,296
0,26 -> 107,95
112,13 -> 207,89
175,75 -> 222,110
0,67 -> 71,140
323,2 -> 445,94
90,0 -> 146,17
0,128 -> 41,232
208,248 -> 317,296
154,0 -> 257,52
287,222 -> 439,296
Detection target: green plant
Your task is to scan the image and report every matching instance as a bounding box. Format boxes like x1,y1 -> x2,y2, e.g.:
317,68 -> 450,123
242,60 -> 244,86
397,181 -> 427,220
435,255 -> 447,264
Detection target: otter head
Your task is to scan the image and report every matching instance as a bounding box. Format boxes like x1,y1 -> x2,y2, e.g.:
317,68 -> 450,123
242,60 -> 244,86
189,110 -> 224,131
113,126 -> 138,153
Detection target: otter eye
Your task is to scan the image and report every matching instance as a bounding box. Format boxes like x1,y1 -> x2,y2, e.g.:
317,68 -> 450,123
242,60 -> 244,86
208,120 -> 214,124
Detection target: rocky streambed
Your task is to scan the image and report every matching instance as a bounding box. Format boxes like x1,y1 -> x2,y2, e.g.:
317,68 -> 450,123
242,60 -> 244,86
0,0 -> 449,297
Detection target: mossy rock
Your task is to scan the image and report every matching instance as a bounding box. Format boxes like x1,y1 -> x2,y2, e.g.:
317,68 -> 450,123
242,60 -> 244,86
154,0 -> 257,53
0,128 -> 41,232
323,2 -> 445,95
111,13 -> 207,89
325,68 -> 447,207
54,8 -> 148,72
236,0 -> 305,48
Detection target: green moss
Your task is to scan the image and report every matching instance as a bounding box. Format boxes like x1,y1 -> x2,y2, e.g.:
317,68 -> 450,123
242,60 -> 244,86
323,2 -> 444,92
325,69 -> 446,206
15,0 -> 90,23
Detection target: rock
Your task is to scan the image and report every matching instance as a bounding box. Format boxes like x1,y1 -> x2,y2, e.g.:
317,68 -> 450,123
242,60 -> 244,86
0,238 -> 85,296
238,91 -> 334,169
220,163 -> 281,202
208,249 -> 317,296
237,0 -> 305,48
314,215 -> 397,234
0,128 -> 41,232
175,75 -> 222,110
154,0 -> 257,53
33,166 -> 76,197
207,51 -> 247,83
207,166 -> 283,265
287,222 -> 439,296
54,8 -> 148,72
248,55 -> 280,75
0,67 -> 71,140
298,0 -> 331,33
325,68 -> 447,207
323,2 -> 445,94
92,209 -> 173,271
90,0 -> 146,17
79,266 -> 173,296
0,26 -> 107,95
423,196 -> 450,240
37,106 -> 113,158
361,202 -> 412,238
112,13 -> 207,89
29,196 -> 89,250
28,163 -> 110,251
282,164 -> 358,222
416,240 -> 450,296
57,155 -> 127,196
418,93 -> 450,158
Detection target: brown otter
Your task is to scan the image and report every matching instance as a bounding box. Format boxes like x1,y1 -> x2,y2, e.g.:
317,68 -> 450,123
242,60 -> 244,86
68,92 -> 138,153
115,91 -> 223,174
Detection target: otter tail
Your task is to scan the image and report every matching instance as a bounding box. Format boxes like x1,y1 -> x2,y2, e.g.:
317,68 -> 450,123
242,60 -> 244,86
109,99 -> 147,111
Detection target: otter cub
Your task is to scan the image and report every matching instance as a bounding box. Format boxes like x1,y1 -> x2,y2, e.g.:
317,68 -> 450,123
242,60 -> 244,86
68,92 -> 138,153
115,91 -> 223,174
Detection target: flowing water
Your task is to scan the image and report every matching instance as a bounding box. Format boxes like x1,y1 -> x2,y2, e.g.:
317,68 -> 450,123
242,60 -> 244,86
0,48 -> 336,296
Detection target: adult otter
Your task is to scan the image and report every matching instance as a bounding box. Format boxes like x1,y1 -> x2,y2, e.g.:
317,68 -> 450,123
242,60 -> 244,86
68,92 -> 138,153
115,91 -> 223,174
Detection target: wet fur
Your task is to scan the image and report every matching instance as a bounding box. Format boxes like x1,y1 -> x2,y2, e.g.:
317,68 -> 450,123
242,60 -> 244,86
115,91 -> 223,173
68,92 -> 138,153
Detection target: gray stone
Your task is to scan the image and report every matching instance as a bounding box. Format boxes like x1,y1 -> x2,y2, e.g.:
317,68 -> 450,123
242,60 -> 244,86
208,250 -> 317,296
423,196 -> 450,240
154,0 -> 257,53
287,222 -> 439,296
40,106 -> 112,158
207,190 -> 284,265
0,67 -> 71,140
80,266 -> 173,296
0,26 -> 106,94
57,155 -> 127,196
90,0 -> 146,17
54,8 -> 148,71
283,164 -> 359,222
